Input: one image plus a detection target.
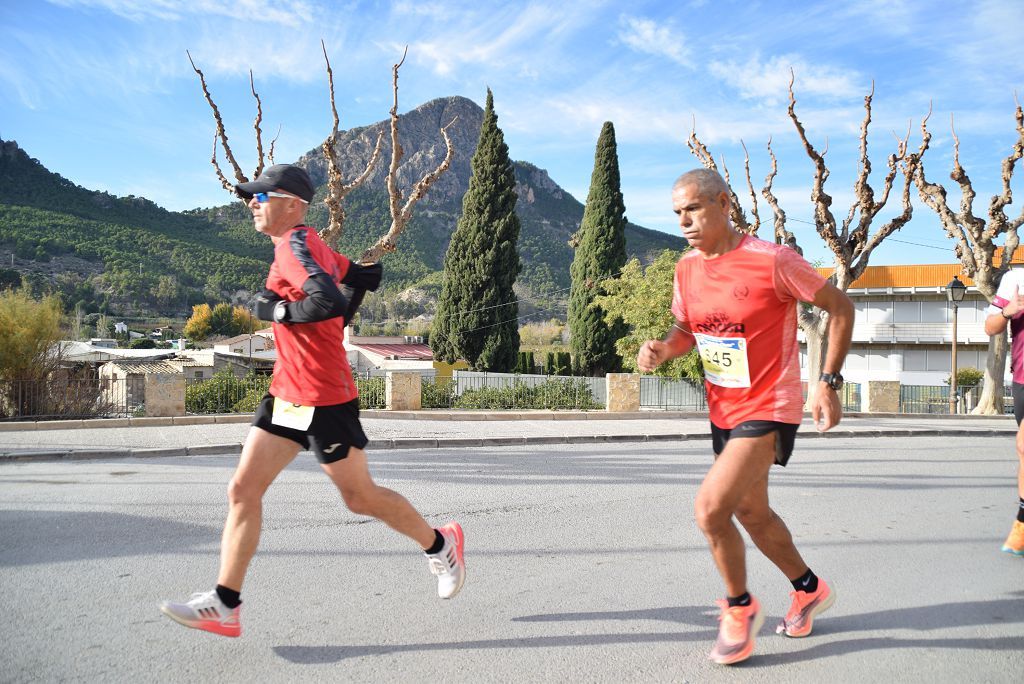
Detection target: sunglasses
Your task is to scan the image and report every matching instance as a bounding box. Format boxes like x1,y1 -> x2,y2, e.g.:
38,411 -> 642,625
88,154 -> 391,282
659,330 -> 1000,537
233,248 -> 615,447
254,191 -> 309,204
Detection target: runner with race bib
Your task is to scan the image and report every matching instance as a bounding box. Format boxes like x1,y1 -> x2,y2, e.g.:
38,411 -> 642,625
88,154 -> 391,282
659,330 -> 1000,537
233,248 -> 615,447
637,168 -> 854,665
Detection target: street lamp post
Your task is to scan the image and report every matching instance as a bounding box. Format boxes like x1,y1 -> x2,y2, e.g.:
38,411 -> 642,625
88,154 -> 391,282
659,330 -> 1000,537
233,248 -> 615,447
947,276 -> 968,414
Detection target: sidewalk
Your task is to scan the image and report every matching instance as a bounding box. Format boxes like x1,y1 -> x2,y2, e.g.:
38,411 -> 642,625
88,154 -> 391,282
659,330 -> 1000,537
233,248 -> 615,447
0,410 -> 1017,461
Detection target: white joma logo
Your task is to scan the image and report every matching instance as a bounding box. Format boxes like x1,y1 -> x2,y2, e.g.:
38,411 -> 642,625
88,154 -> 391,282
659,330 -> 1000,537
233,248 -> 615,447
322,443 -> 343,454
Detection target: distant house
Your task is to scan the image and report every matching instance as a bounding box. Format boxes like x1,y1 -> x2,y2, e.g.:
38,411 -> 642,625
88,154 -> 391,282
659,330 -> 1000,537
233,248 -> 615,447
114,322 -> 128,334
214,333 -> 270,357
89,338 -> 117,349
344,331 -> 436,374
98,359 -> 186,409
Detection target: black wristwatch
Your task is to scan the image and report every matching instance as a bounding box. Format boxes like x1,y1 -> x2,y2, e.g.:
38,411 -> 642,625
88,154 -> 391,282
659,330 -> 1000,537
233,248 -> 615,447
819,372 -> 844,391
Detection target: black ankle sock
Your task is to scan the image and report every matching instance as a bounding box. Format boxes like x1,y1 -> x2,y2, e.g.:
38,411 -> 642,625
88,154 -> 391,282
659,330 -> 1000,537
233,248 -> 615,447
1017,498 -> 1024,523
424,529 -> 445,555
726,592 -> 751,608
216,585 -> 241,609
791,568 -> 819,593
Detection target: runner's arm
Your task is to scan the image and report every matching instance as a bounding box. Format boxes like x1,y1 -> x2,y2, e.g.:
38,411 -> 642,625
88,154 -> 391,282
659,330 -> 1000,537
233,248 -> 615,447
637,322 -> 695,373
808,282 -> 853,431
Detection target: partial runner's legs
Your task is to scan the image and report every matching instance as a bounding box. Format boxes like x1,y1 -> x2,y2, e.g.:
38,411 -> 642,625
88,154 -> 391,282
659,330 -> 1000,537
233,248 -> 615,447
321,446 -> 435,547
219,427 -> 301,590
1002,422 -> 1024,555
694,432 -> 775,664
322,446 -> 466,598
160,426 -> 300,636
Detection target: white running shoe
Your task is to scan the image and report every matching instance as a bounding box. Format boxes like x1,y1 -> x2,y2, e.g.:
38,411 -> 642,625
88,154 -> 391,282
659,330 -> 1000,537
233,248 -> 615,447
160,590 -> 241,637
426,522 -> 466,599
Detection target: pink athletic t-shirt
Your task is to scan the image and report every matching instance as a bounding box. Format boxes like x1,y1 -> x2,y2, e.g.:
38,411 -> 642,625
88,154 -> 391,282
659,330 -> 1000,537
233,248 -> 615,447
987,268 -> 1024,384
671,235 -> 828,428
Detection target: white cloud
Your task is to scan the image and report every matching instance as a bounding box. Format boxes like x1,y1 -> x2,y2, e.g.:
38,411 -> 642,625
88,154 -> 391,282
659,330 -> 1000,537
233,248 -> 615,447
616,15 -> 692,67
709,53 -> 863,105
46,0 -> 315,27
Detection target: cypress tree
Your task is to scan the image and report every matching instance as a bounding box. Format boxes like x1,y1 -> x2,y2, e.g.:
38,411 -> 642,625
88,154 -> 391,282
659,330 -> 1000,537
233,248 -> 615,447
568,121 -> 628,376
432,89 -> 521,371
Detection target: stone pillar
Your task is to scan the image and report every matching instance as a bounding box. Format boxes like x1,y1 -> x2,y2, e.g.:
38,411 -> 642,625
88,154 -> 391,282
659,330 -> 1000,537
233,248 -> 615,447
145,373 -> 185,417
861,380 -> 900,413
386,371 -> 422,411
605,373 -> 640,412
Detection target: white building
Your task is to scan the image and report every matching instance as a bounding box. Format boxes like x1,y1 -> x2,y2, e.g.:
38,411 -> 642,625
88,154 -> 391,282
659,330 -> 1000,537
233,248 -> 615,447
807,261 -> 1011,386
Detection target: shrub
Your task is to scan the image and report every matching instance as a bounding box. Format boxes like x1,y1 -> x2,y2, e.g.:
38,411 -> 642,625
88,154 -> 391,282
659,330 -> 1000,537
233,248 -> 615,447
186,370 -> 268,414
453,377 -> 602,410
356,376 -> 386,409
422,376 -> 456,408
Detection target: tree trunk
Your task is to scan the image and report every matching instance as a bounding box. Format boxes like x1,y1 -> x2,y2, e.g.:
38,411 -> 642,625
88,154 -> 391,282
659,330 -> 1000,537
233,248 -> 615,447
973,331 -> 1008,415
800,310 -> 829,410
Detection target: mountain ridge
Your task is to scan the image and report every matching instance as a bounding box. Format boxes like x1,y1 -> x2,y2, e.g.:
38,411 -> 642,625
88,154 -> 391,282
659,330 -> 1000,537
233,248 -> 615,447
0,95 -> 684,319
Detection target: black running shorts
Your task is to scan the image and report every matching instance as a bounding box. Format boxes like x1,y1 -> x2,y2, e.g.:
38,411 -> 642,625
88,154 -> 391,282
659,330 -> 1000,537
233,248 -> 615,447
1013,382 -> 1024,426
710,420 -> 800,467
252,393 -> 369,464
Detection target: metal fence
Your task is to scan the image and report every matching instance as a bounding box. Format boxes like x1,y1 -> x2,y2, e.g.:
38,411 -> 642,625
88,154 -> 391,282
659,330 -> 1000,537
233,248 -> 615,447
0,378 -> 131,420
640,376 -> 707,410
421,372 -> 604,410
897,384 -> 1005,415
184,373 -> 271,414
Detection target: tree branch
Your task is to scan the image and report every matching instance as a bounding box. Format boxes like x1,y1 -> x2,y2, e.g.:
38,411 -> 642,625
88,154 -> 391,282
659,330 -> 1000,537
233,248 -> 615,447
318,41 -> 386,249
361,117 -> 456,263
187,50 -> 247,187
740,140 -> 761,234
686,123 -> 750,232
763,136 -> 798,252
249,70 -> 266,180
787,69 -> 841,265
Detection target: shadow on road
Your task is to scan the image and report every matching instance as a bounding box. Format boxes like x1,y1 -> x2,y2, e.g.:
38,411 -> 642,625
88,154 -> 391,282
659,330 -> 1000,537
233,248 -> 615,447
0,510 -> 220,567
273,595 -> 1024,665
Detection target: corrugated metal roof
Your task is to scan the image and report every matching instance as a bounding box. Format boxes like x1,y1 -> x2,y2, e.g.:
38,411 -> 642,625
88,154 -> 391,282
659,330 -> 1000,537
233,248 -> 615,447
356,343 -> 434,360
818,245 -> 1024,288
103,360 -> 182,374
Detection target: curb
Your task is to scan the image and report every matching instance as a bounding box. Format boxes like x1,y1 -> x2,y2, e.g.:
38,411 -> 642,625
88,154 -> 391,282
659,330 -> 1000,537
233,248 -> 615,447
0,428 -> 1015,463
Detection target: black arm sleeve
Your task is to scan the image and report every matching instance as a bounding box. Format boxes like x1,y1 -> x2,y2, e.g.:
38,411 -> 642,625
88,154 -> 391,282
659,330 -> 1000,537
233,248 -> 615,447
281,273 -> 350,324
339,262 -> 383,322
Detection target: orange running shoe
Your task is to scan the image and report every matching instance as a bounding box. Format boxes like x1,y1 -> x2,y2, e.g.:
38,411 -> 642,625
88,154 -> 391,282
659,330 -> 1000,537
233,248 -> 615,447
426,521 -> 466,599
1002,520 -> 1024,556
159,590 -> 241,637
776,578 -> 835,638
708,596 -> 764,665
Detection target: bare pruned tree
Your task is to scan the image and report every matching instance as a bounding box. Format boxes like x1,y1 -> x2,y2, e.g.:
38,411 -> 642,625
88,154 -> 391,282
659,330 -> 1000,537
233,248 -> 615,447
187,44 -> 455,265
688,73 -> 915,389
359,47 -> 457,264
903,98 -> 1024,414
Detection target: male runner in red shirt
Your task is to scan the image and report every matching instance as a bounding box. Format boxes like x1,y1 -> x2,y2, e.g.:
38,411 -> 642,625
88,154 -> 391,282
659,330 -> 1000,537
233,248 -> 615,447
161,165 -> 465,637
638,168 -> 854,665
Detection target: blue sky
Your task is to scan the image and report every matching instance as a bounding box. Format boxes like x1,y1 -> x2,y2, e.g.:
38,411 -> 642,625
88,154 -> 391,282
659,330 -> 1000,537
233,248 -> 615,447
2,0 -> 1022,267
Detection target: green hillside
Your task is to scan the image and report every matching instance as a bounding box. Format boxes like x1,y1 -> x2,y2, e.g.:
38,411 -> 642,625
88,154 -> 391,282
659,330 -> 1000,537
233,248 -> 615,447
1,120 -> 684,321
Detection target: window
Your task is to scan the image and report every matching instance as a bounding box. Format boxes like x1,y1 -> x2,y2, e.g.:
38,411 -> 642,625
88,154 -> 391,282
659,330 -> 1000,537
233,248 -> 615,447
921,301 -> 947,323
194,371 -> 203,379
903,349 -> 927,371
927,349 -> 952,371
893,301 -> 920,322
845,350 -> 867,370
866,302 -> 893,324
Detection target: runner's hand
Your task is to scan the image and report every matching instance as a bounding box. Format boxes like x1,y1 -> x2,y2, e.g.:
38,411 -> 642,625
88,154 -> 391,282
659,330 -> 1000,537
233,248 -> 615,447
1004,285 -> 1024,318
637,340 -> 668,373
811,383 -> 842,432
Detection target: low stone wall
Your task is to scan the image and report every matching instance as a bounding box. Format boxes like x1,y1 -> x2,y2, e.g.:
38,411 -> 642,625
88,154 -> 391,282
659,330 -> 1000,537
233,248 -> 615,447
605,373 -> 641,412
144,373 -> 185,417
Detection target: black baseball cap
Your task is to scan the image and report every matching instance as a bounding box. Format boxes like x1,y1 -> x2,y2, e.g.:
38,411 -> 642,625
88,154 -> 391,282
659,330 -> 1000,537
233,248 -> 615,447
234,164 -> 315,203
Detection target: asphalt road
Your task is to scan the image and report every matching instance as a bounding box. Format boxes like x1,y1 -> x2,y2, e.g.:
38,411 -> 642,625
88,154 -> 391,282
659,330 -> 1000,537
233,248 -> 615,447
1,436 -> 1021,683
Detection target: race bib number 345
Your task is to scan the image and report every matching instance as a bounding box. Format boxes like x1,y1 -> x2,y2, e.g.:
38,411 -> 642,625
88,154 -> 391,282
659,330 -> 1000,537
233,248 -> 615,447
693,333 -> 751,388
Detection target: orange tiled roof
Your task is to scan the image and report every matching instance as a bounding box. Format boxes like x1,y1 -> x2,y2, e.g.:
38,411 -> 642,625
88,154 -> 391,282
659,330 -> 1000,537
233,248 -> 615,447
817,245 -> 1024,288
